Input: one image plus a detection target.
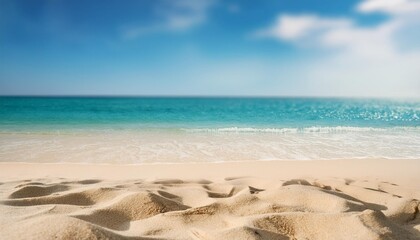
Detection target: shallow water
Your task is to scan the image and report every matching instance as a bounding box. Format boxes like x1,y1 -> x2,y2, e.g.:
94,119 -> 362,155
0,97 -> 419,163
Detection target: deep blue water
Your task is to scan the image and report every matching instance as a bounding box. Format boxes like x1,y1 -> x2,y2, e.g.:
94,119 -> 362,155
0,97 -> 419,131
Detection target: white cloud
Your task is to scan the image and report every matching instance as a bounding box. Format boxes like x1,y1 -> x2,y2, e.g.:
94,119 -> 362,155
357,0 -> 420,15
255,13 -> 400,58
253,0 -> 420,97
321,21 -> 399,58
123,0 -> 215,39
256,15 -> 351,41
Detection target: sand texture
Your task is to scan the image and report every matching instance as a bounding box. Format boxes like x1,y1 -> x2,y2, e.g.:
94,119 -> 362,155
0,160 -> 419,240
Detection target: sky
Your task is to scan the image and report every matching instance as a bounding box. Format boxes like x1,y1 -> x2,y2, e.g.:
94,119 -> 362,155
0,0 -> 419,97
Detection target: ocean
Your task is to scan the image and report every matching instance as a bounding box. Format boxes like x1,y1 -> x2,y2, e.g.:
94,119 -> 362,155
0,97 -> 419,163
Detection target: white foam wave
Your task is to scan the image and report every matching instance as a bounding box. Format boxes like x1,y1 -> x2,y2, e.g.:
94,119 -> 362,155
183,126 -> 420,133
1,126 -> 419,163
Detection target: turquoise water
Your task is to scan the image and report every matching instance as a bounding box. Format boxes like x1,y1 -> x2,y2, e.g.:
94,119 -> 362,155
0,97 -> 419,162
0,97 -> 419,131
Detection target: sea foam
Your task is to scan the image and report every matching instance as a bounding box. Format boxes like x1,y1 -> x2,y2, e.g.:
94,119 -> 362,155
183,126 -> 419,134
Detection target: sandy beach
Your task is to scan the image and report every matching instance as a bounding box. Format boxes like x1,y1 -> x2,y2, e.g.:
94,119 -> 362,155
2,0 -> 420,239
1,159 -> 419,240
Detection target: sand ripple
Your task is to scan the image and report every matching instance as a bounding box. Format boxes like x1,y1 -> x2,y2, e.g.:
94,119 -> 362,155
0,178 -> 419,239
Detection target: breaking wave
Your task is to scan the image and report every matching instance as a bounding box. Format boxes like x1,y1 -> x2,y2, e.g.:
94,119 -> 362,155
183,126 -> 420,134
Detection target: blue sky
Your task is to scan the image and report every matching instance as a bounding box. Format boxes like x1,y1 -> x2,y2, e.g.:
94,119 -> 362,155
1,0 -> 419,97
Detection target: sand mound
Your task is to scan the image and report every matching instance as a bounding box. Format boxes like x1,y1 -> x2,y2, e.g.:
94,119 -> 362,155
258,185 -> 368,213
9,185 -> 70,199
0,177 -> 419,240
0,215 -> 135,240
2,187 -> 119,206
74,192 -> 189,230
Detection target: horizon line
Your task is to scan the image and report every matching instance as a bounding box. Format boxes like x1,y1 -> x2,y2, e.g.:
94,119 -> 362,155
0,94 -> 419,100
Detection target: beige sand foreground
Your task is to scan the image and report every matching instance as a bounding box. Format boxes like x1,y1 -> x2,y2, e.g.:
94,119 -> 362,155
0,159 -> 419,240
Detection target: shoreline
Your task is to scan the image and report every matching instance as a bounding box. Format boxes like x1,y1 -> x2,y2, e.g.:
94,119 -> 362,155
1,131 -> 419,162
1,156 -> 419,164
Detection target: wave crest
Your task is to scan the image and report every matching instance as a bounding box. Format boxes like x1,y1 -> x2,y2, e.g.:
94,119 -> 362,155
183,126 -> 419,133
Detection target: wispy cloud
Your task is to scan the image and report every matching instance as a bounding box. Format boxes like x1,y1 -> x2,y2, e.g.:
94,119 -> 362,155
253,0 -> 420,97
357,0 -> 420,14
255,15 -> 351,42
123,0 -> 215,39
